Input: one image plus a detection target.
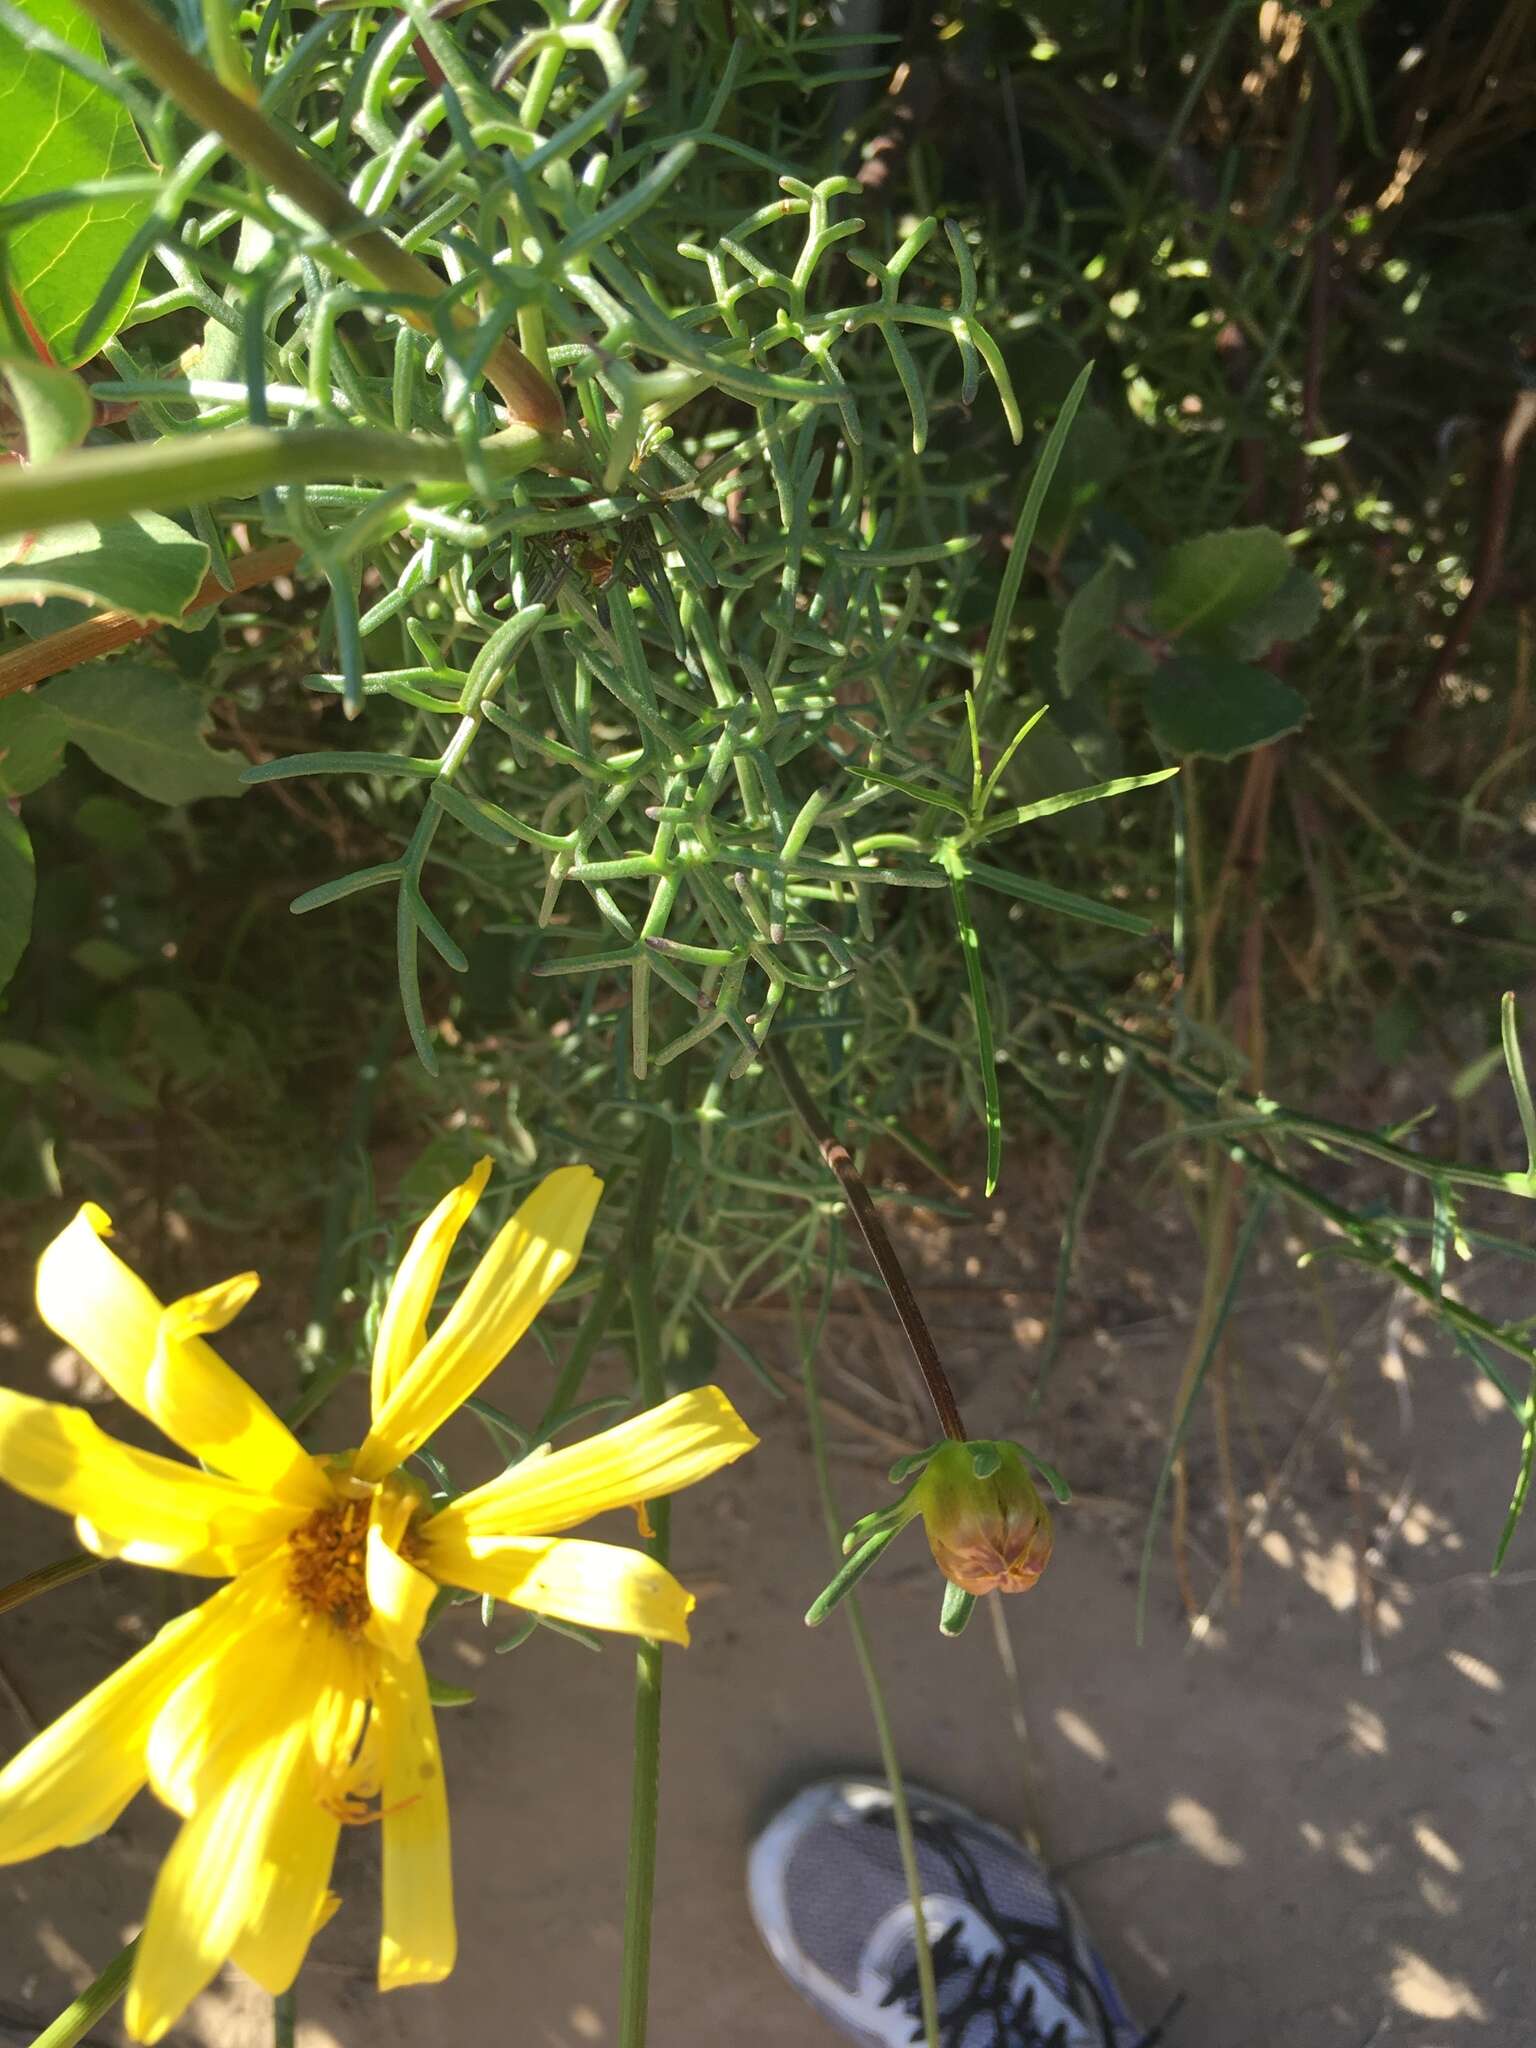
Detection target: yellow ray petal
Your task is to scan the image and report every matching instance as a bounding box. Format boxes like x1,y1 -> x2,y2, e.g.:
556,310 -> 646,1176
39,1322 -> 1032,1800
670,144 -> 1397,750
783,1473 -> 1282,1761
370,1158 -> 492,1417
229,1631 -> 355,1996
35,1207 -> 326,1505
377,1650 -> 455,1990
420,1529 -> 696,1646
229,1778 -> 342,1997
0,1390 -> 307,1576
356,1166 -> 603,1480
127,1711 -> 316,2045
424,1386 -> 758,1545
147,1603 -> 312,1819
364,1489 -> 437,1664
0,1562 -> 283,1866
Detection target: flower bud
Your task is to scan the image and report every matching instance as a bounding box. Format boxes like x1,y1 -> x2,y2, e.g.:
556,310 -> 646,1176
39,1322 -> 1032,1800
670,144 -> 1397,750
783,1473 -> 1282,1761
912,1441 -> 1053,1596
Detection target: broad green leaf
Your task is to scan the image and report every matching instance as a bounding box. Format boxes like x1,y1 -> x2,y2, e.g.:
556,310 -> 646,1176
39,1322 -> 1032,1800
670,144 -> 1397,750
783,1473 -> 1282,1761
0,0 -> 154,364
1,354 -> 92,461
43,662 -> 245,803
0,512 -> 209,623
1146,654 -> 1307,761
1056,561 -> 1124,692
0,809 -> 34,993
1149,526 -> 1292,640
73,792 -> 148,850
72,934 -> 138,980
133,988 -> 213,1081
0,692 -> 66,794
0,1037 -> 57,1081
1212,565 -> 1323,660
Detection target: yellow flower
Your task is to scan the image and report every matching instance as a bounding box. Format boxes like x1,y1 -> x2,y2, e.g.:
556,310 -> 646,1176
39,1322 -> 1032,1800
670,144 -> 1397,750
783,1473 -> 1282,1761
0,1163 -> 757,2043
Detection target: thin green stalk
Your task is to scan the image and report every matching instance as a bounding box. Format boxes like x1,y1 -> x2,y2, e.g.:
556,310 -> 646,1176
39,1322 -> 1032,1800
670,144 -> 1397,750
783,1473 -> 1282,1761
1034,1060 -> 1130,1406
1502,992 -> 1536,1182
29,1940 -> 137,2048
764,1035 -> 967,1441
0,1552 -> 102,1617
0,422 -> 555,539
74,0 -> 562,430
273,1989 -> 296,2048
972,362 -> 1093,716
799,1250 -> 940,2048
1135,1191 -> 1272,1642
617,1108 -> 676,2048
297,1000 -> 394,1375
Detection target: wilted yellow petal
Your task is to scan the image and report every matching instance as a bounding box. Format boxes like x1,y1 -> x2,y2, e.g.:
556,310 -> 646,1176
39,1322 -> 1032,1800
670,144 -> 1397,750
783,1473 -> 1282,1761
371,1158 -> 492,1417
0,1573 -> 264,1865
127,1711 -> 315,2045
356,1166 -> 602,1480
425,1386 -> 757,1544
377,1650 -> 455,1990
0,1390 -> 306,1577
420,1529 -> 696,1646
35,1207 -> 326,1506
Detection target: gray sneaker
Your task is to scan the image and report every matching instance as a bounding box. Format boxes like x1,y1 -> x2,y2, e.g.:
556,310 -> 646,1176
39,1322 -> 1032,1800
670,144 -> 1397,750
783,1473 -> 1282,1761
747,1777 -> 1150,2048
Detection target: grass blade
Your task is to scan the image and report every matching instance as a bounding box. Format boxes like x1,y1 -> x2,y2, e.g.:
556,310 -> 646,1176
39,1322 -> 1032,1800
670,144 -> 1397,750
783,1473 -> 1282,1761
939,843 -> 1002,1197
1501,992 -> 1536,1183
975,361 -> 1093,714
1136,1191 -> 1270,1642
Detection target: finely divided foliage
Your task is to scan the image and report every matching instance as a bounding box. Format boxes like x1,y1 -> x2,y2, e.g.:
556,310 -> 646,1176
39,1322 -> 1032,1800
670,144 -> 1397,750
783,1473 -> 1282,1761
1,15 -> 1536,2040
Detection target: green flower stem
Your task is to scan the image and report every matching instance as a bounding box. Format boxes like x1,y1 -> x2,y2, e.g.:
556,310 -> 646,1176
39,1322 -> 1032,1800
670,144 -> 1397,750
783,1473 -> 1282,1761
764,1036 -> 967,1441
273,1989 -> 296,2048
800,1289 -> 940,2048
74,0 -> 563,433
0,423 -> 559,541
0,1552 -> 101,1618
29,1939 -> 137,2048
617,1107 -> 676,2048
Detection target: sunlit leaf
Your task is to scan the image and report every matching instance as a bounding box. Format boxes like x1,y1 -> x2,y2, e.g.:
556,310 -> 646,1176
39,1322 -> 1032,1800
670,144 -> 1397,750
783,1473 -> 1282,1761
0,691 -> 66,795
0,353 -> 92,461
0,0 -> 154,364
0,512 -> 209,622
1149,526 -> 1292,641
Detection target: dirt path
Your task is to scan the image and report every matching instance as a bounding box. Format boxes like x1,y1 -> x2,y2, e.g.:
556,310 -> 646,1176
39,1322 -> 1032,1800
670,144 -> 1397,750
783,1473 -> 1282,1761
2,1187 -> 1532,2047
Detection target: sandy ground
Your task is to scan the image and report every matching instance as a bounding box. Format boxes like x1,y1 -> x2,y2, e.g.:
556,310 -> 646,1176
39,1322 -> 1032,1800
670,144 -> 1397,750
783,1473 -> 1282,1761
2,1163 -> 1533,2048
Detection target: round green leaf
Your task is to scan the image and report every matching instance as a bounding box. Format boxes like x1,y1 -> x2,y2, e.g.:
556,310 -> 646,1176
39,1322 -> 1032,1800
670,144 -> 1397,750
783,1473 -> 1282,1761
43,663 -> 245,804
0,513 -> 209,623
0,693 -> 67,795
1146,655 -> 1307,761
1149,527 -> 1292,640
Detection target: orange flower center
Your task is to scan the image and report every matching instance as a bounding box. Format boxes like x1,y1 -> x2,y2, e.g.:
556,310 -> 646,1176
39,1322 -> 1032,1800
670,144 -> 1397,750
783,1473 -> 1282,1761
288,1497 -> 371,1634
